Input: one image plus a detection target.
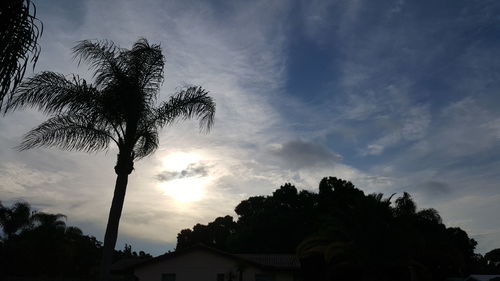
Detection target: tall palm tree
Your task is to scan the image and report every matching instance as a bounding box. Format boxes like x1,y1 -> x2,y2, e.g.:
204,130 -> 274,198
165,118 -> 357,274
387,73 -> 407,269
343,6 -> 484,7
3,38 -> 216,281
0,0 -> 42,106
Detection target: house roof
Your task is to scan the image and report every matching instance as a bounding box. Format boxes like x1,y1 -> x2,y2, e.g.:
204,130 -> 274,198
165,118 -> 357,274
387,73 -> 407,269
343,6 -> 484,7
130,244 -> 300,271
111,258 -> 152,272
235,254 -> 301,269
466,275 -> 500,281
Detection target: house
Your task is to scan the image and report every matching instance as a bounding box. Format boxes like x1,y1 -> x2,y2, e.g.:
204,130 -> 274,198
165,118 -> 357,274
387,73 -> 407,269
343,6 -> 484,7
129,244 -> 302,281
465,275 -> 500,281
111,257 -> 152,281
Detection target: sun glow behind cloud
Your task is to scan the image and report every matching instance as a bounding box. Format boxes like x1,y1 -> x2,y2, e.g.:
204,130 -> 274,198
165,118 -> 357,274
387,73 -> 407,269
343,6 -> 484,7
161,152 -> 202,171
159,177 -> 208,203
158,152 -> 209,203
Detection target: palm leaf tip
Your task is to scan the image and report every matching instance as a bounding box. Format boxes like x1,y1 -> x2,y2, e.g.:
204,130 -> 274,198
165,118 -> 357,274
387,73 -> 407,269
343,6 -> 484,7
72,39 -> 118,65
183,86 -> 216,132
198,94 -> 216,133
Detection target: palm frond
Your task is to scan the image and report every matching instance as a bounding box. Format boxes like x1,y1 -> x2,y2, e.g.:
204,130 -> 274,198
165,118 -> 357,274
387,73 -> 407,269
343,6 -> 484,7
3,71 -> 100,114
127,38 -> 165,102
0,0 -> 43,106
154,86 -> 215,132
18,114 -> 114,152
134,129 -> 159,158
72,40 -> 125,89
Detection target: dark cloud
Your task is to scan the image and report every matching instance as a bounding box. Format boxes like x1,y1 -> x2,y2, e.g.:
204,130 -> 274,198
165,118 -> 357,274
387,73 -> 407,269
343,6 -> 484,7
270,140 -> 341,170
156,163 -> 209,182
418,181 -> 452,198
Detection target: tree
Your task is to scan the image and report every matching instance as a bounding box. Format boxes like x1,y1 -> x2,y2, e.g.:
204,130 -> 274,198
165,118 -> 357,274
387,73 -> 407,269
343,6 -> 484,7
177,177 -> 479,280
393,192 -> 416,217
486,249 -> 500,266
31,212 -> 67,231
0,201 -> 33,239
176,215 -> 236,251
4,38 -> 216,281
0,0 -> 42,106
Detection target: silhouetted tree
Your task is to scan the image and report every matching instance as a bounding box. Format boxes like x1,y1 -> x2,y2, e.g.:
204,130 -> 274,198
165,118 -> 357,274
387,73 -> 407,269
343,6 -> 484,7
3,38 -> 216,281
115,243 -> 152,260
0,200 -> 152,279
394,191 -> 417,217
0,201 -> 33,239
177,215 -> 236,251
0,0 -> 42,106
177,177 -> 480,281
31,211 -> 67,230
486,249 -> 500,266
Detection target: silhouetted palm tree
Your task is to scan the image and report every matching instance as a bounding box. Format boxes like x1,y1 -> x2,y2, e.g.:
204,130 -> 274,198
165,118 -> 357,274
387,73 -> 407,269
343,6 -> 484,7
0,201 -> 33,239
32,212 -> 67,231
4,38 -> 215,281
0,0 -> 42,106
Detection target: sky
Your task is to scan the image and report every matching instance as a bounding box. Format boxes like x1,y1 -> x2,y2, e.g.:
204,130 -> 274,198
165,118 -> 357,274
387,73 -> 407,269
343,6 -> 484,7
1,0 -> 500,256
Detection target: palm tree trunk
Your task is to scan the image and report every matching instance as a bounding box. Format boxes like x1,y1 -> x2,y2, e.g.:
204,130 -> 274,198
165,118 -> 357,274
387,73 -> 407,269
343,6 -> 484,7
99,171 -> 129,281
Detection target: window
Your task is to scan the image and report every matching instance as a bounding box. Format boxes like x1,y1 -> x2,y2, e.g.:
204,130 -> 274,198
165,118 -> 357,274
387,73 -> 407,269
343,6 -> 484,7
161,273 -> 176,281
217,273 -> 225,281
255,274 -> 275,281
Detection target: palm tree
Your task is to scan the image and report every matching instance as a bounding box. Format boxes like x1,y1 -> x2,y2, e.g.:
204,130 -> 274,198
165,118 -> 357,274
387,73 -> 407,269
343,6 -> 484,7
31,212 -> 67,231
0,201 -> 33,239
4,38 -> 216,281
0,0 -> 42,106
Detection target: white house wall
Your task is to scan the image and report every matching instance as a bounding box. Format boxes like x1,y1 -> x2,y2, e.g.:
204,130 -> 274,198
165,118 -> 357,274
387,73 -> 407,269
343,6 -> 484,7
134,250 -> 295,281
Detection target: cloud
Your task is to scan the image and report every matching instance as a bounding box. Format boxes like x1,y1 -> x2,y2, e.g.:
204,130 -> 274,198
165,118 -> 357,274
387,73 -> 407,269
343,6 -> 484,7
269,140 -> 342,170
416,181 -> 452,198
156,163 -> 210,182
363,105 -> 431,155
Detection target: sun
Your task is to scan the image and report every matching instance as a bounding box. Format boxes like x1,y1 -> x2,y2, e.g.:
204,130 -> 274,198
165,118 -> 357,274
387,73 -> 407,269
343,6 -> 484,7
158,152 -> 208,203
160,177 -> 208,203
161,152 -> 201,171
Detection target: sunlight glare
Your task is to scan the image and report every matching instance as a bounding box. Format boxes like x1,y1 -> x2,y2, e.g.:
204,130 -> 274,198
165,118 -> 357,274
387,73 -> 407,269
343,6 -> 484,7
160,177 -> 208,203
161,152 -> 201,171
159,151 -> 208,203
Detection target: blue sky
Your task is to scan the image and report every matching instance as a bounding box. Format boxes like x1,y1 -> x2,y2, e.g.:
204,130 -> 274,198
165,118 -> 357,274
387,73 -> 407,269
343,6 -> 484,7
1,0 -> 500,255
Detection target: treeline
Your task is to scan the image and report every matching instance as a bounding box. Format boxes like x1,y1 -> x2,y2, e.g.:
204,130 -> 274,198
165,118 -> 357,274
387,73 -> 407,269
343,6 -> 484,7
176,176 -> 500,281
0,201 -> 151,280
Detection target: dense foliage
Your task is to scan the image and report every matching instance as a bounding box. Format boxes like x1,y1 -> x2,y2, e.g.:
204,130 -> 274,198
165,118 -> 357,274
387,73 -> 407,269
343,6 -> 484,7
176,177 -> 500,281
0,201 -> 150,279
